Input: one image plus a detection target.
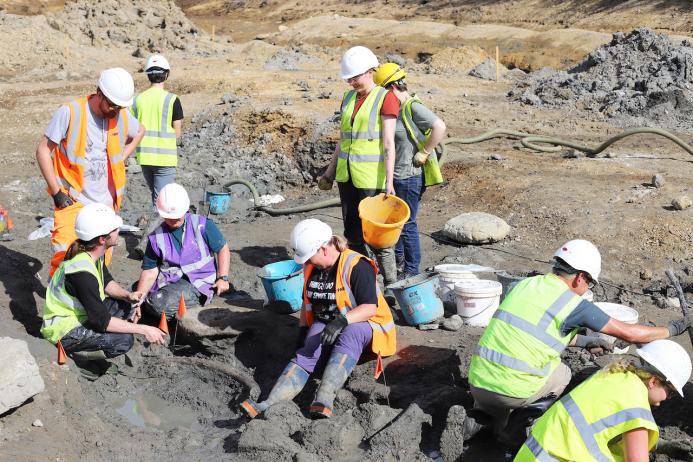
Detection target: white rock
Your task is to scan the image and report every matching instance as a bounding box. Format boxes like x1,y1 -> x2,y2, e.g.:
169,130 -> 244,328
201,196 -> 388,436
672,196 -> 691,210
0,337 -> 45,414
32,419 -> 44,427
442,315 -> 464,331
442,212 -> 511,244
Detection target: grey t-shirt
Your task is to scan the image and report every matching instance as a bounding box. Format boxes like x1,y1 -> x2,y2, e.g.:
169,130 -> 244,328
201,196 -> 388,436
559,299 -> 611,336
45,101 -> 140,206
394,99 -> 439,180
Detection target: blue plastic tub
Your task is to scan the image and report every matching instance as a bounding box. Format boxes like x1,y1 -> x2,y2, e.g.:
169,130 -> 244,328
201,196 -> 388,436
388,273 -> 443,325
205,190 -> 231,215
258,260 -> 304,314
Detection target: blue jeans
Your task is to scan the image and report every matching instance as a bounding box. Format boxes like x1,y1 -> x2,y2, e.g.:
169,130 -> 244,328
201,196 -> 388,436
394,174 -> 425,275
141,166 -> 176,206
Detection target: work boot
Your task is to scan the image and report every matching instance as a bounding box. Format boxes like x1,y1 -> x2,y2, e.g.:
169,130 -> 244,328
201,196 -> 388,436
373,247 -> 398,306
499,394 -> 557,449
240,362 -> 309,419
71,349 -> 108,361
309,352 -> 357,419
463,414 -> 486,441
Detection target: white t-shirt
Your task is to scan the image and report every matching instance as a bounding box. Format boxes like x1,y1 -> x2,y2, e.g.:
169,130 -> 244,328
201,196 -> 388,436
44,99 -> 140,206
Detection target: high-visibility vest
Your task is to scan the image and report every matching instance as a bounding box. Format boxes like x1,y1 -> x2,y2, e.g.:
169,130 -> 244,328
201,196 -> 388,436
514,370 -> 659,462
400,96 -> 443,186
336,87 -> 389,189
51,96 -> 128,210
131,87 -> 178,167
468,274 -> 581,398
41,252 -> 105,344
301,249 -> 397,356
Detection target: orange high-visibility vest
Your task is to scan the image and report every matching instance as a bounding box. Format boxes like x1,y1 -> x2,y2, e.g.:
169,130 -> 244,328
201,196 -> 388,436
301,249 -> 397,357
51,96 -> 129,209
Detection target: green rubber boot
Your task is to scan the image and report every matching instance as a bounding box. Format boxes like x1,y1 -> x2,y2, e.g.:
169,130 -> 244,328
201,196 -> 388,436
240,362 -> 309,419
309,352 -> 357,419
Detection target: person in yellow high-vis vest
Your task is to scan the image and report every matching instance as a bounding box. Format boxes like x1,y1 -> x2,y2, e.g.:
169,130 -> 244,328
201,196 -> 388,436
240,219 -> 396,420
460,239 -> 693,449
515,339 -> 691,462
131,54 -> 184,206
317,46 -> 400,305
374,62 -> 446,279
36,68 -> 145,278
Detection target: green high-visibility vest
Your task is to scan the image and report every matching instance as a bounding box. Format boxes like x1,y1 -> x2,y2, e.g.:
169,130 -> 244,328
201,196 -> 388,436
468,274 -> 581,398
131,87 -> 178,167
41,252 -> 105,344
400,96 -> 443,186
336,86 -> 388,189
515,370 -> 659,462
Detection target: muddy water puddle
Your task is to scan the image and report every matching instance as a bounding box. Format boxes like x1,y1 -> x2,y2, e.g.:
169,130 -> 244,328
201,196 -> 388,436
114,391 -> 204,431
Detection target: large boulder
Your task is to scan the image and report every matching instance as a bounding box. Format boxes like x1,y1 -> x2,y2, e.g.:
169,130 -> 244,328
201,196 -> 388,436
442,212 -> 510,244
0,337 -> 45,414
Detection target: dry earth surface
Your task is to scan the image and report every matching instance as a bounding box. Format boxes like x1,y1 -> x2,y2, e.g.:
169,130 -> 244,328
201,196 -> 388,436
0,1 -> 692,461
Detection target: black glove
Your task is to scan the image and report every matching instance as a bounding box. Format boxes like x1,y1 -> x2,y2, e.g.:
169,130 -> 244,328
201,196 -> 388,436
320,314 -> 348,346
668,314 -> 693,337
52,191 -> 74,209
295,325 -> 309,351
574,334 -> 614,356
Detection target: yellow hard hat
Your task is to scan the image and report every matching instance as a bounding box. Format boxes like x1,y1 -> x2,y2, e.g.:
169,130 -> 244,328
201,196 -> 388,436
374,63 -> 406,87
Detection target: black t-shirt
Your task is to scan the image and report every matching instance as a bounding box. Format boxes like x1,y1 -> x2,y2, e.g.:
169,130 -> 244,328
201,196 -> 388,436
172,97 -> 184,122
306,258 -> 378,322
64,265 -> 114,333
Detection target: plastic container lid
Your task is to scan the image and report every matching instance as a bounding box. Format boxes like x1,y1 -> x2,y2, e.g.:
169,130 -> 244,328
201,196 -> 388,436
594,302 -> 639,324
454,280 -> 503,297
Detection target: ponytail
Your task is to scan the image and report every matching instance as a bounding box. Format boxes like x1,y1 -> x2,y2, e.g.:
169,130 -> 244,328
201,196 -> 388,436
329,235 -> 349,252
63,236 -> 102,261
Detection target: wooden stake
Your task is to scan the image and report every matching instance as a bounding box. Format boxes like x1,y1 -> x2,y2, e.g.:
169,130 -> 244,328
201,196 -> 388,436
495,45 -> 500,82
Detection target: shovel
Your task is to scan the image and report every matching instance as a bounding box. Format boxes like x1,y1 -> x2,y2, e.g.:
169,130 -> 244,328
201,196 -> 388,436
665,269 -> 693,346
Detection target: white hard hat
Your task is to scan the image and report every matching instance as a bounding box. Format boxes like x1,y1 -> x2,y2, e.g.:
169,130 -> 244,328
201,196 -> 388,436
145,54 -> 170,72
340,46 -> 379,80
553,239 -> 602,282
290,219 -> 333,264
75,203 -> 123,241
156,183 -> 190,219
637,339 -> 692,397
97,67 -> 135,107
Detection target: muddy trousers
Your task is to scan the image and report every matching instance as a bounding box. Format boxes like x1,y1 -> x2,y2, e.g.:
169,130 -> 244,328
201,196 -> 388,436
469,362 -> 571,434
143,277 -> 204,319
293,320 -> 373,373
50,202 -> 113,278
59,298 -> 134,358
337,180 -> 397,287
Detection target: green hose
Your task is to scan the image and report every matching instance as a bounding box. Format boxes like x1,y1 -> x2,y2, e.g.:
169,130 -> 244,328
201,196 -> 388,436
225,127 -> 693,216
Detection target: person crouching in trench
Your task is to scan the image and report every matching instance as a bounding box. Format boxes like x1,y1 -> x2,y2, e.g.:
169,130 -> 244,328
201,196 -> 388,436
241,218 -> 397,419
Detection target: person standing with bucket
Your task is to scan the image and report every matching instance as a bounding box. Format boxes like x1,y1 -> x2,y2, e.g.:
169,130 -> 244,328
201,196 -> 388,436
240,219 -> 396,420
515,340 -> 691,461
374,62 -> 446,279
460,239 -> 693,449
317,46 -> 400,305
133,183 -> 231,319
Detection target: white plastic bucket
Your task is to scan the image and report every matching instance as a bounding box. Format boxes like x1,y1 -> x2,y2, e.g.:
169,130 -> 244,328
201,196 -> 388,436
454,280 -> 503,327
435,264 -> 479,306
594,302 -> 639,345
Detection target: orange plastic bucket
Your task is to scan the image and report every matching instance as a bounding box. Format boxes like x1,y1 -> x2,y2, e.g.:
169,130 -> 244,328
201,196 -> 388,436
358,193 -> 411,249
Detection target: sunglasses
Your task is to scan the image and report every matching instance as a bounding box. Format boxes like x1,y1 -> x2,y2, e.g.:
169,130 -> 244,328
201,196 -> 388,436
101,93 -> 123,111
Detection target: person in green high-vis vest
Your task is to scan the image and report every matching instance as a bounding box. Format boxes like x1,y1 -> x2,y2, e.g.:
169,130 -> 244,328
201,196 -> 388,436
317,46 -> 400,305
373,62 -> 446,279
515,339 -> 691,462
131,54 -> 184,206
459,239 -> 693,450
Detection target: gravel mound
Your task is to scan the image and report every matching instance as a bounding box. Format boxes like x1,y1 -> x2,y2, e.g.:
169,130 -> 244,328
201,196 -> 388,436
510,28 -> 693,131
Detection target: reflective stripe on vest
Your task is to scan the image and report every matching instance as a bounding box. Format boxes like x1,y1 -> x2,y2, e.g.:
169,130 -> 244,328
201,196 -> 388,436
133,88 -> 178,166
336,87 -> 388,189
400,96 -> 444,186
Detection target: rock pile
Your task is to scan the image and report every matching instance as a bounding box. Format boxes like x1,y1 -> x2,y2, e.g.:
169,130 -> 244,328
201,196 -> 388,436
510,28 -> 693,131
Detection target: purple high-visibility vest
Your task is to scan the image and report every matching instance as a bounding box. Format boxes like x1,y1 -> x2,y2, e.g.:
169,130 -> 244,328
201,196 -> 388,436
148,212 -> 217,302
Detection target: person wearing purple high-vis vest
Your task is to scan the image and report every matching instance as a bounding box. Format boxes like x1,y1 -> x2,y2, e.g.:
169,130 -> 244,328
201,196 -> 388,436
133,183 -> 231,320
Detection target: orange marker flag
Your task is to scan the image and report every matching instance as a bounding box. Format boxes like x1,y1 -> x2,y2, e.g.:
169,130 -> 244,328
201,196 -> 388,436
57,340 -> 67,365
158,311 -> 169,334
177,292 -> 187,319
374,351 -> 383,380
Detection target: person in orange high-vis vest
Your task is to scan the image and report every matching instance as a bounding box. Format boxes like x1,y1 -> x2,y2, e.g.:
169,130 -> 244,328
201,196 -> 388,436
241,219 -> 396,420
36,68 -> 144,277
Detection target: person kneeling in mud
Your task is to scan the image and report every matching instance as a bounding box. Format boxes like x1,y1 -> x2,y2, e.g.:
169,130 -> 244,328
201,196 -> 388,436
41,204 -> 166,366
241,219 -> 397,419
134,183 -> 231,318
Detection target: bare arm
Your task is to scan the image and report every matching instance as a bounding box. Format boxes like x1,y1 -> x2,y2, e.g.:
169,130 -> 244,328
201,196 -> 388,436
623,428 -> 650,462
106,316 -> 165,344
123,123 -> 145,161
135,267 -> 159,297
344,303 -> 377,324
36,135 -> 61,195
212,244 -> 231,295
382,115 -> 396,195
424,118 -> 447,154
173,119 -> 182,139
600,318 -> 670,344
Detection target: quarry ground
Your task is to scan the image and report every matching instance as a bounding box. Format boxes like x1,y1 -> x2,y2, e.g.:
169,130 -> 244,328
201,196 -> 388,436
0,1 -> 692,461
